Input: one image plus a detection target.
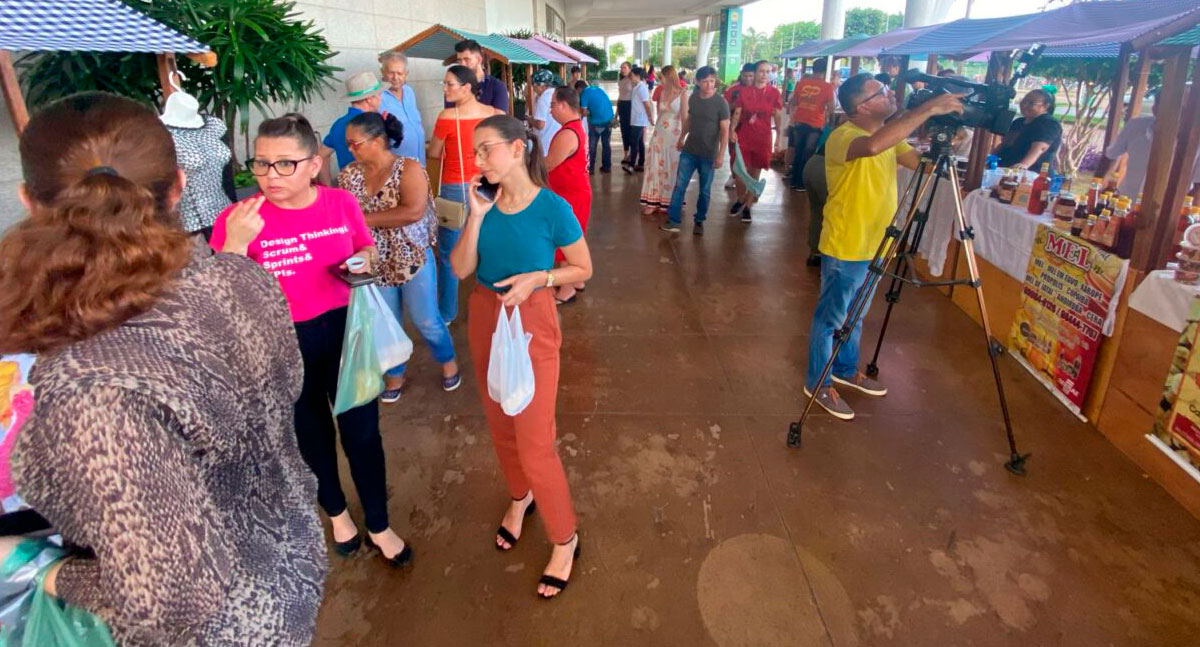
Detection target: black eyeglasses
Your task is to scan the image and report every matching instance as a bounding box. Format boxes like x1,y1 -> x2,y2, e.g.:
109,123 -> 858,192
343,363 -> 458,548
246,157 -> 314,177
861,85 -> 890,105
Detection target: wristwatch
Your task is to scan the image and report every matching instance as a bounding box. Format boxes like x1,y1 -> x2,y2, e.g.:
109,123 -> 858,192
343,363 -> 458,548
545,271 -> 556,288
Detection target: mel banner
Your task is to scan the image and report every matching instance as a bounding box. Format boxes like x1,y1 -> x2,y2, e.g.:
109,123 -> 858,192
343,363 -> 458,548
1008,225 -> 1128,417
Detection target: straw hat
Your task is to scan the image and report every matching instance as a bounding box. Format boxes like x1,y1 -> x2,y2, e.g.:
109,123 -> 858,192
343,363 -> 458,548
344,72 -> 384,102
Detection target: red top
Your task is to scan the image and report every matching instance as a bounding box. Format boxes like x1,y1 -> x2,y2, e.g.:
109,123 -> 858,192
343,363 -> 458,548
789,77 -> 834,129
548,119 -> 592,263
434,116 -> 487,184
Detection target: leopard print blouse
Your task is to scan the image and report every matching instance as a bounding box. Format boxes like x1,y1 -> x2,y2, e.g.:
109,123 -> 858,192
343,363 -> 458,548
14,248 -> 326,646
338,157 -> 439,287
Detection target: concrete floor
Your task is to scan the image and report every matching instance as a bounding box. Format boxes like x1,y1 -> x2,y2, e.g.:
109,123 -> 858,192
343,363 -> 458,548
315,164 -> 1200,646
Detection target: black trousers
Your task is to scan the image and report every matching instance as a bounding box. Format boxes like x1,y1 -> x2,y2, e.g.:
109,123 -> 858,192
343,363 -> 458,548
617,100 -> 633,156
627,126 -> 646,168
789,123 -> 821,190
293,307 -> 389,533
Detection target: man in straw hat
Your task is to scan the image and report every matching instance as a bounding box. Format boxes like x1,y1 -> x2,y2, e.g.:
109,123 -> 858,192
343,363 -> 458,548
323,71 -> 387,171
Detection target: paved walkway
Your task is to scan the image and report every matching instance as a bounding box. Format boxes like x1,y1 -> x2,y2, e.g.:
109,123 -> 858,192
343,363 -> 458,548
315,162 -> 1200,646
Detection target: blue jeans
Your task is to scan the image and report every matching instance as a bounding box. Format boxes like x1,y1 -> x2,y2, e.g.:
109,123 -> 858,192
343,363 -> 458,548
589,124 -> 612,171
806,258 -> 877,390
437,182 -> 468,323
668,152 -> 716,224
789,123 -> 820,190
376,248 -> 456,378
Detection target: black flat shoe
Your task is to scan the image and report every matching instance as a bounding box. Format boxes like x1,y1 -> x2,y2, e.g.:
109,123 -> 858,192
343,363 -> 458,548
365,535 -> 414,568
537,535 -> 581,599
729,201 -> 744,215
496,499 -> 537,551
333,533 -> 362,557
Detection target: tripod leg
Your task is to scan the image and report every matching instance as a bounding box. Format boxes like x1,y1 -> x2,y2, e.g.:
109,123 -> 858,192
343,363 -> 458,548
866,160 -> 945,378
946,170 -> 1030,475
788,163 -> 937,448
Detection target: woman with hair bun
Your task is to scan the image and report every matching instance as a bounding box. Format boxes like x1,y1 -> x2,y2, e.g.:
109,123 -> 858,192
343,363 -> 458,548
451,114 -> 593,599
0,92 -> 326,645
338,111 -> 460,402
211,112 -> 414,570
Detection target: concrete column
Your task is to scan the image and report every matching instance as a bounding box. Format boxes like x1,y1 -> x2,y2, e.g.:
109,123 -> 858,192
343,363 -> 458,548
697,15 -> 714,68
663,26 -> 673,66
603,35 -> 610,69
820,0 -> 845,40
633,31 -> 642,63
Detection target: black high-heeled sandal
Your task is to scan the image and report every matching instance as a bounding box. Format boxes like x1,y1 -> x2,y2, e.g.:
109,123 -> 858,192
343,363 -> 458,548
496,497 -> 537,551
364,535 -> 414,568
537,535 -> 581,599
333,533 -> 362,557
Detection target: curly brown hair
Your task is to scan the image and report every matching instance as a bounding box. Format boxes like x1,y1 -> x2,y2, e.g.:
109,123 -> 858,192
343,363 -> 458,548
0,92 -> 191,354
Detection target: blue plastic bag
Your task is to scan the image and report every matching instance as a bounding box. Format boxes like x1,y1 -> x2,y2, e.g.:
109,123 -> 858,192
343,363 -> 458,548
333,286 -> 385,416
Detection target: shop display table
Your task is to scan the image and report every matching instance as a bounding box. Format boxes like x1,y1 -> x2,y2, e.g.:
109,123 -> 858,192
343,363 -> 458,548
897,166 -> 959,277
1129,270 -> 1200,333
962,191 -> 1054,282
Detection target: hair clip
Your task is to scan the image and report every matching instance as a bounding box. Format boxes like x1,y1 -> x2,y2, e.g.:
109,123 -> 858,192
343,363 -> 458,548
85,166 -> 119,177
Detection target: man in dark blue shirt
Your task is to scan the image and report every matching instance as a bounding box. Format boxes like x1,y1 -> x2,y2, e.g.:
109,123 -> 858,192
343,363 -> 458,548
323,71 -> 384,172
445,39 -> 510,113
579,82 -> 615,173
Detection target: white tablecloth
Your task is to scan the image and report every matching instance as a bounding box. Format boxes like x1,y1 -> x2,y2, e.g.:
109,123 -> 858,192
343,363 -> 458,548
963,191 -> 1054,282
898,166 -> 959,277
1129,270 -> 1200,333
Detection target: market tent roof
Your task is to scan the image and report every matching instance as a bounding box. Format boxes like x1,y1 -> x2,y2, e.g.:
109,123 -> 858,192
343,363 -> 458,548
837,26 -> 939,57
1159,24 -> 1200,46
969,0 -> 1200,53
509,37 -> 574,64
0,0 -> 208,53
392,24 -> 546,65
882,14 -> 1041,56
780,39 -> 838,60
809,36 -> 873,57
533,35 -> 598,65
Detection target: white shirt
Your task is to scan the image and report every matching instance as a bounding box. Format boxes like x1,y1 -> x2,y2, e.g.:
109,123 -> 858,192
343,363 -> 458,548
534,88 -> 560,156
1106,115 -> 1200,197
630,82 -> 652,128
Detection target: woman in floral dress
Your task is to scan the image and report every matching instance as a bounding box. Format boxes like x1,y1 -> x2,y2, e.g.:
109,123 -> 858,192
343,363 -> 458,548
639,66 -> 689,215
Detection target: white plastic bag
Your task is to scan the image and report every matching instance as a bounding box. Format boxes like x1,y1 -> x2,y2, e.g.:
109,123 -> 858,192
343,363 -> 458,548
363,284 -> 413,373
487,304 -> 535,416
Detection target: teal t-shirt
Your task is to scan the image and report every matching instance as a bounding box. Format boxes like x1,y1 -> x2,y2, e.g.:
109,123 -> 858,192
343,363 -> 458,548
476,188 -> 583,291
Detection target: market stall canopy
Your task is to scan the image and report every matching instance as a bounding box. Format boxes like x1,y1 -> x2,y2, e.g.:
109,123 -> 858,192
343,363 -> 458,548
968,0 -> 1200,54
392,24 -> 546,65
533,35 -> 598,65
882,14 -> 1042,57
508,37 -> 574,64
0,0 -> 208,54
808,36 -> 874,58
837,25 -> 939,57
779,39 -> 839,60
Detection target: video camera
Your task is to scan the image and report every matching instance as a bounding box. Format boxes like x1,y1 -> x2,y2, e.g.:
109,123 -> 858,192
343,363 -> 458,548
902,45 -> 1046,139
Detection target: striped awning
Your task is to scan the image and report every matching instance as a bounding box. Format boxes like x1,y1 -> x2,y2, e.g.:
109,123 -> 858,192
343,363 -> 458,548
0,0 -> 207,53
394,24 -> 546,65
883,14 -> 1042,56
780,39 -> 839,60
1159,24 -> 1200,46
533,35 -> 598,65
509,37 -> 575,64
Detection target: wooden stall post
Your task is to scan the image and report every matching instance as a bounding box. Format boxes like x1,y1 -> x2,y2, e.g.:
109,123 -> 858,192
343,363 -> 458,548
850,56 -> 861,76
525,64 -> 535,120
1155,51 -> 1200,269
1127,50 -> 1152,119
0,51 -> 29,134
504,64 -> 516,116
894,55 -> 911,108
1131,48 -> 1191,271
1104,43 -> 1133,149
925,54 -> 939,75
965,51 -> 1014,190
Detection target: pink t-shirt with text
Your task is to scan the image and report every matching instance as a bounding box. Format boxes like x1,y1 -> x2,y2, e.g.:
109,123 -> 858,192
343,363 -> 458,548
211,186 -> 374,322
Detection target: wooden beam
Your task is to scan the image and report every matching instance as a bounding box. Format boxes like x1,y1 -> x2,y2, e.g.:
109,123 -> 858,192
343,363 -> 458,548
1131,50 -> 1190,271
849,56 -> 860,76
1104,43 -> 1133,150
894,55 -> 911,110
1154,50 -> 1200,269
925,54 -> 938,75
0,50 -> 28,134
504,65 -> 516,117
965,52 -> 1013,190
1127,51 -> 1151,120
525,64 -> 535,121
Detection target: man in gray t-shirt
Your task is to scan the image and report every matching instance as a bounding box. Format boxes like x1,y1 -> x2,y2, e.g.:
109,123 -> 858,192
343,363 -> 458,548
662,66 -> 731,235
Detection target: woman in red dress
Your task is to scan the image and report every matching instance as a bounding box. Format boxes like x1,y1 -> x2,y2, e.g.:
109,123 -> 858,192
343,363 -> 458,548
729,59 -> 783,224
545,86 -> 593,304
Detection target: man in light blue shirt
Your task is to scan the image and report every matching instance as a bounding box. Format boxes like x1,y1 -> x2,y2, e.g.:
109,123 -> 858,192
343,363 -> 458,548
378,50 -> 426,166
579,81 -> 614,173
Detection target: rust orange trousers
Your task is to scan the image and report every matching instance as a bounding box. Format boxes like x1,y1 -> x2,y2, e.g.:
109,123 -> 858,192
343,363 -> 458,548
467,285 -> 577,544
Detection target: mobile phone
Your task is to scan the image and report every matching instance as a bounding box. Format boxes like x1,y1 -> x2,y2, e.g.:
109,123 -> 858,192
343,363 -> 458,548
476,179 -> 499,202
335,268 -> 376,287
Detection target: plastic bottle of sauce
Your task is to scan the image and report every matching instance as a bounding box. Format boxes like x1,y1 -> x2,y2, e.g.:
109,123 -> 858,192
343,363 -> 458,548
1028,163 -> 1052,215
1101,201 -> 1126,251
1013,173 -> 1034,209
1082,213 -> 1099,241
1087,178 -> 1103,211
1092,208 -> 1115,248
1115,198 -> 1136,258
1071,199 -> 1089,237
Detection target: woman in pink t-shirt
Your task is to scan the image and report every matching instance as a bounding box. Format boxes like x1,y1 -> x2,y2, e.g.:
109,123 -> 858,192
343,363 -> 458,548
212,113 -> 413,568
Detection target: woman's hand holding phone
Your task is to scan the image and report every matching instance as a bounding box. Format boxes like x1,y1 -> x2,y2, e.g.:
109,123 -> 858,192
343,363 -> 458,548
467,175 -> 500,220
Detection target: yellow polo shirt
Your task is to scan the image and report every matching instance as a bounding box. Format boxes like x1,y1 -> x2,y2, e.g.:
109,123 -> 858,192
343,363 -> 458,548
819,122 -> 912,261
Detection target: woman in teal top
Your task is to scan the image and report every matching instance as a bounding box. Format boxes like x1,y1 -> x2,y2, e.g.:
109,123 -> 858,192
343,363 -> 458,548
450,115 -> 592,599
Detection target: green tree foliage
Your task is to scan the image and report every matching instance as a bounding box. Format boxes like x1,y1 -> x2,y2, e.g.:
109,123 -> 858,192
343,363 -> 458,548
609,42 -> 628,67
18,0 -> 339,160
844,8 -> 904,37
569,39 -> 607,70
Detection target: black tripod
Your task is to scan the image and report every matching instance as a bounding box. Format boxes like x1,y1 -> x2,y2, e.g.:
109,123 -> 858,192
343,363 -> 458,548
786,139 -> 1030,476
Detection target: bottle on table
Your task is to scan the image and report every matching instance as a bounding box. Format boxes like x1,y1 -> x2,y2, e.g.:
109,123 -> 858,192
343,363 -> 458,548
1071,198 -> 1089,237
1013,173 -> 1034,209
1174,196 -> 1197,259
1053,190 -> 1077,232
1028,162 -> 1052,215
1087,177 -> 1103,212
996,170 -> 1019,204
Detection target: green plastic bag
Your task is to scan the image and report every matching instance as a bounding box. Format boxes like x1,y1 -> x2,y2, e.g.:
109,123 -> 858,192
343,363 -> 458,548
333,286 -> 384,415
731,142 -> 767,198
21,569 -> 115,647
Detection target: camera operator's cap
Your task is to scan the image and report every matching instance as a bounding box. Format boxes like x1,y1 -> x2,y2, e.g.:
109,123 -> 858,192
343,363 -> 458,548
344,72 -> 384,102
532,69 -> 555,86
